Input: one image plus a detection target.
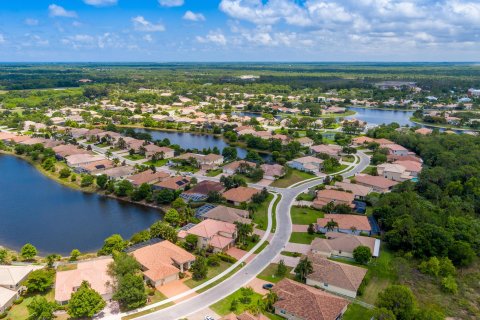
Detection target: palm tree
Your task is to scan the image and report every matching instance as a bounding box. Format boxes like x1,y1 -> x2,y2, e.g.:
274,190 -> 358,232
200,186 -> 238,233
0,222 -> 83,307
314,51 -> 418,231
294,257 -> 313,283
350,226 -> 358,234
105,150 -> 112,159
325,219 -> 339,232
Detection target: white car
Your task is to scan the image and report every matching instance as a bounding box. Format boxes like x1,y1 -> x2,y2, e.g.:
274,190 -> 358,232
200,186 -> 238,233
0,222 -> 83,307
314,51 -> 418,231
204,316 -> 215,320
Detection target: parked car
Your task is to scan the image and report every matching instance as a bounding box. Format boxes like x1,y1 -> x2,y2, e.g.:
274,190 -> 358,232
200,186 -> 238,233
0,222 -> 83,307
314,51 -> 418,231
262,283 -> 274,290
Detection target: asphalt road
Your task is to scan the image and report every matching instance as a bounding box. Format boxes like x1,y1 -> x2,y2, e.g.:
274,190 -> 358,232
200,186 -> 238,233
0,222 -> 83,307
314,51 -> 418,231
135,150 -> 370,320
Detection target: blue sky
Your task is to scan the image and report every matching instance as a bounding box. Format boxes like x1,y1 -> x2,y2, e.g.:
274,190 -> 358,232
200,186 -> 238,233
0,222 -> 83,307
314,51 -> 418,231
0,0 -> 479,62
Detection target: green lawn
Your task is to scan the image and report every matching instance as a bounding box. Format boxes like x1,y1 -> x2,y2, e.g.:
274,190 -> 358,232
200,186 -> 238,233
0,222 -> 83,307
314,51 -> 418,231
252,193 -> 274,231
295,192 -> 316,201
184,261 -> 232,288
271,168 -> 315,188
254,241 -> 269,254
342,304 -> 374,320
143,159 -> 168,166
290,206 -> 324,225
125,154 -> 146,161
280,251 -> 301,257
172,164 -> 199,173
206,169 -> 223,177
210,289 -> 264,316
324,164 -> 349,174
7,290 -> 58,320
257,263 -> 293,283
96,142 -> 111,148
361,166 -> 377,175
289,232 -> 325,244
342,155 -> 356,163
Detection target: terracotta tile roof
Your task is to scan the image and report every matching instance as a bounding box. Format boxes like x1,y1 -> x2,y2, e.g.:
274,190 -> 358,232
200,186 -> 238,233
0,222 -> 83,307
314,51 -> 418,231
315,189 -> 355,204
183,180 -> 225,195
66,154 -> 105,166
53,144 -> 92,158
272,279 -> 349,320
222,186 -> 260,203
132,240 -> 195,283
328,182 -> 372,197
291,156 -> 324,164
384,143 -> 408,152
223,160 -> 256,172
317,214 -> 371,232
311,232 -> 377,256
260,164 -> 284,177
203,205 -> 251,224
352,136 -> 375,144
209,234 -> 235,249
393,160 -> 422,173
79,159 -> 115,172
307,254 -> 367,292
127,170 -> 170,186
155,176 -> 191,190
311,144 -> 342,155
355,174 -> 398,189
415,128 -> 433,135
186,219 -> 236,239
55,258 -> 114,303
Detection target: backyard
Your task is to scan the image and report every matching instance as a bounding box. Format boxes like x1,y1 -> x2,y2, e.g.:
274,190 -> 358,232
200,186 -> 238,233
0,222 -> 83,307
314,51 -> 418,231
271,168 -> 315,188
289,232 -> 325,244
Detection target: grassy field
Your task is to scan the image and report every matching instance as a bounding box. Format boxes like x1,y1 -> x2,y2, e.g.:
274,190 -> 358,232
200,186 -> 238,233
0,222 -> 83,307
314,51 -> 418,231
6,290 -> 70,320
125,154 -> 146,161
271,168 -> 315,188
210,289 -> 264,316
290,206 -> 324,225
295,192 -> 316,201
143,159 -> 168,166
206,169 -> 222,177
184,261 -> 232,288
361,166 -> 377,175
257,263 -> 293,283
289,232 -> 325,244
342,155 -> 356,163
342,303 -> 374,320
324,164 -> 349,174
252,193 -> 274,231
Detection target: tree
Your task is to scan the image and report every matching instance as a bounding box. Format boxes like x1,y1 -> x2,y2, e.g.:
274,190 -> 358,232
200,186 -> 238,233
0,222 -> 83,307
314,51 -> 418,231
222,147 -> 238,160
46,254 -> 60,268
191,256 -> 208,280
81,174 -> 94,187
294,257 -> 313,283
164,208 -> 181,227
150,221 -> 177,242
21,243 -> 37,260
70,249 -> 81,261
25,269 -> 55,293
372,307 -> 396,320
98,234 -> 126,255
0,248 -> 7,263
108,252 -> 141,278
419,257 -> 440,277
448,241 -> 475,267
27,296 -> 57,320
171,197 -> 187,211
113,273 -> 147,309
59,167 -> 71,178
96,174 -> 108,189
235,222 -> 253,245
130,230 -> 151,244
155,188 -> 175,204
353,246 -> 372,264
276,259 -> 287,277
441,275 -> 458,294
307,223 -> 315,235
324,219 -> 338,232
376,285 -> 416,320
184,234 -> 198,251
114,180 -> 134,197
263,291 -> 278,313
68,281 -> 106,318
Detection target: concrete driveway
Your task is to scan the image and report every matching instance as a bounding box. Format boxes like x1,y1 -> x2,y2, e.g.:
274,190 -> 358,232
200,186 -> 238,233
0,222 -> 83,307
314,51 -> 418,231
226,247 -> 256,264
157,280 -> 197,303
285,242 -> 311,254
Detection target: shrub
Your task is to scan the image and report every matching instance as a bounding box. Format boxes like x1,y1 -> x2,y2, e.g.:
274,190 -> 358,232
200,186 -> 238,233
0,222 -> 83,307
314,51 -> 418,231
216,252 -> 237,263
441,275 -> 458,294
13,297 -> 24,304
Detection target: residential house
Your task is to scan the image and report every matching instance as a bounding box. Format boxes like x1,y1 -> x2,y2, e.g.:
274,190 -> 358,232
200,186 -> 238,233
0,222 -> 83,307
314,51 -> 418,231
312,189 -> 355,210
383,143 -> 409,156
154,176 -> 191,191
175,153 -> 224,170
144,145 -> 175,159
127,170 -> 170,187
354,174 -> 399,193
393,160 -> 422,177
326,181 -> 372,200
55,258 -> 114,305
223,160 -> 256,175
178,219 -> 237,252
415,128 -> 433,135
132,240 -> 195,287
310,144 -> 342,159
0,287 -> 17,313
65,154 -> 106,167
52,144 -> 92,160
295,137 -> 314,147
305,254 -> 367,298
287,156 -> 324,173
222,186 -> 260,206
351,136 -> 375,146
181,180 -> 225,202
199,205 -> 251,224
272,279 -> 349,320
310,232 -> 380,259
0,265 -> 43,292
377,163 -> 413,182
316,214 -> 372,235
99,165 -> 136,179
260,164 -> 285,180
74,159 -> 115,174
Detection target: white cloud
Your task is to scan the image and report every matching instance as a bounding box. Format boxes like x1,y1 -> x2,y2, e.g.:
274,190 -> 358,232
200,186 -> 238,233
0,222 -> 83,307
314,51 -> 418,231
183,11 -> 206,22
61,34 -> 95,48
83,0 -> 118,7
48,4 -> 77,18
132,16 -> 165,32
25,18 -> 39,26
143,34 -> 153,43
158,0 -> 184,7
0,34 -> 5,44
196,30 -> 227,45
22,34 -> 49,47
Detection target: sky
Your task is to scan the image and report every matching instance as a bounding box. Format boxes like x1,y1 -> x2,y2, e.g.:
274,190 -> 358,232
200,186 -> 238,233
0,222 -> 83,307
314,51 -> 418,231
0,0 -> 479,62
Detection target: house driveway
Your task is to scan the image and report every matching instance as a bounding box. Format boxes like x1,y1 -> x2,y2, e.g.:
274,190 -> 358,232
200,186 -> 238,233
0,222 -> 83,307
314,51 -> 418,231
272,254 -> 300,268
256,179 -> 273,186
157,280 -> 197,303
245,278 -> 272,295
226,247 -> 256,263
285,242 -> 311,254
292,224 -> 309,232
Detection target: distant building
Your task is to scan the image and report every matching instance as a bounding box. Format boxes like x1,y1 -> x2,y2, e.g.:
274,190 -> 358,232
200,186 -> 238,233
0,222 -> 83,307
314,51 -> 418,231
467,88 -> 480,97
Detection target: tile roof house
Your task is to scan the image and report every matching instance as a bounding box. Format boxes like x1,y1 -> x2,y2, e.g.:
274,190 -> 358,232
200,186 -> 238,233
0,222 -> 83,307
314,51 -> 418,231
352,136 -> 375,146
181,180 -> 225,201
317,214 -> 372,235
179,219 -> 237,252
287,156 -> 324,173
354,174 -> 399,193
272,279 -> 349,320
415,128 -> 433,135
311,232 -> 380,259
132,240 -> 195,287
223,160 -> 256,175
74,159 -> 115,174
66,154 -> 106,167
313,189 -> 355,210
326,181 -> 372,200
127,170 -> 170,187
222,186 -> 261,205
52,144 -> 92,159
99,165 -> 136,179
0,286 -> 17,313
201,205 -> 251,225
383,143 -> 409,156
154,176 -> 191,191
54,258 -> 114,304
295,137 -> 314,147
144,145 -> 175,159
377,163 -> 413,182
393,160 -> 422,177
260,164 -> 285,180
0,265 -> 43,292
310,144 -> 343,159
306,253 -> 368,298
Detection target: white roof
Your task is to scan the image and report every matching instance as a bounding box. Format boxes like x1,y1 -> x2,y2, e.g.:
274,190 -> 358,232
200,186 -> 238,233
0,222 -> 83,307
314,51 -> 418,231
0,287 -> 17,308
0,265 -> 43,287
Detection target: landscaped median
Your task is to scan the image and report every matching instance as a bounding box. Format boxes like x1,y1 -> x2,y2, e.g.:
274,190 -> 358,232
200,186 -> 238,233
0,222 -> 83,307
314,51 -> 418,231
121,192 -> 280,319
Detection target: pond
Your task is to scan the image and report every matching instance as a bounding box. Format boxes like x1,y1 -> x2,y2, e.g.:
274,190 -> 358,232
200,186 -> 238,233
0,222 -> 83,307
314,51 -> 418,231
347,106 -> 415,126
0,154 -> 161,255
132,128 -> 272,161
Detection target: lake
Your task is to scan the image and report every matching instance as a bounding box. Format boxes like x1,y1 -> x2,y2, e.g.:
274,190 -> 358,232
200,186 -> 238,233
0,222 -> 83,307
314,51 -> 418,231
0,154 -> 161,255
133,128 -> 272,161
347,107 -> 415,126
